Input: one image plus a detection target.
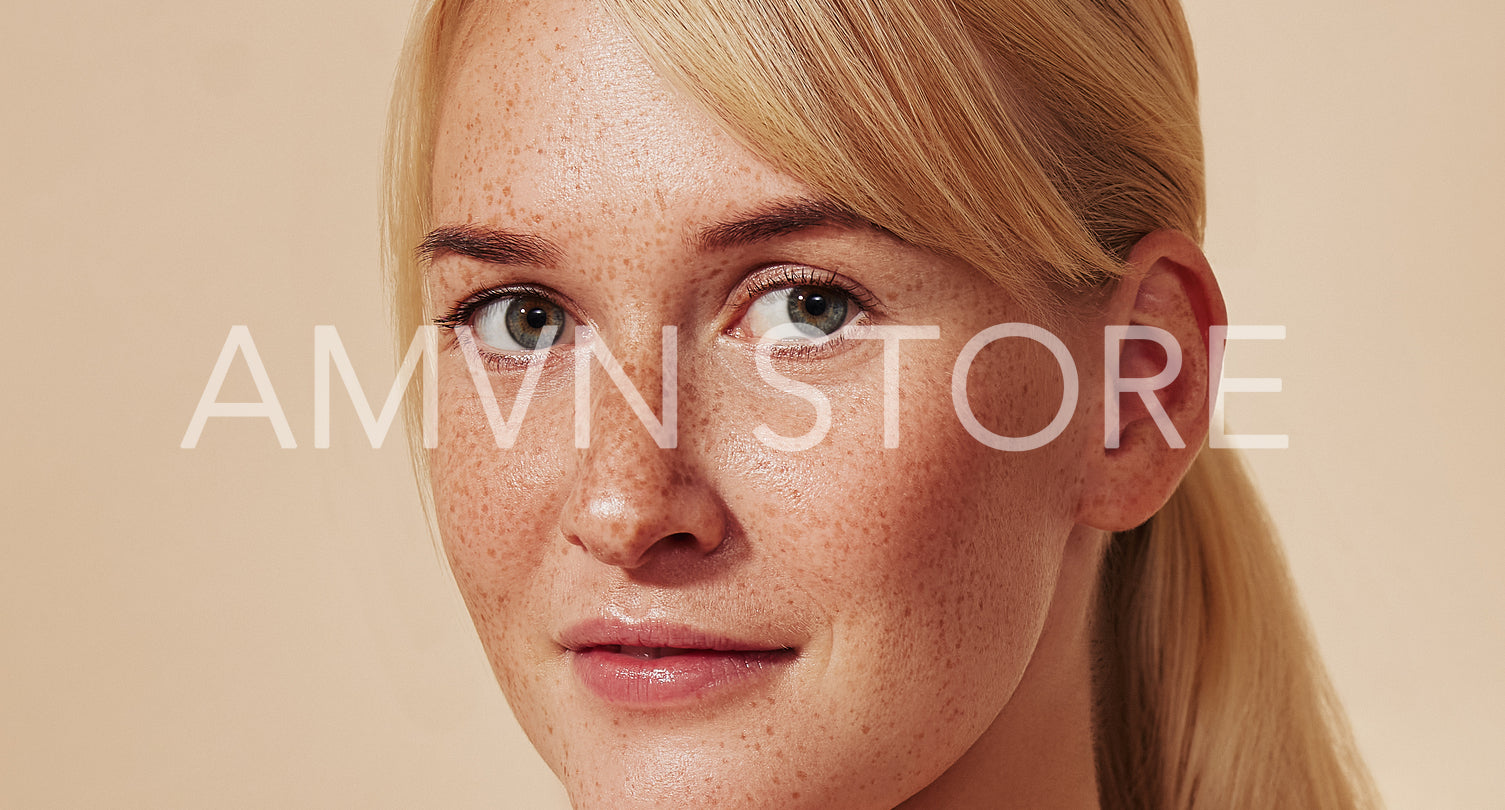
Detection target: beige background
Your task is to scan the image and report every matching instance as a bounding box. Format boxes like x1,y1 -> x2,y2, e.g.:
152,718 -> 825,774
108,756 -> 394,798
2,1 -> 1501,807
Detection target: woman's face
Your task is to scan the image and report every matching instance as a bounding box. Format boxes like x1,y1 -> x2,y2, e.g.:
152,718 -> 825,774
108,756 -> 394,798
428,2 -> 1105,807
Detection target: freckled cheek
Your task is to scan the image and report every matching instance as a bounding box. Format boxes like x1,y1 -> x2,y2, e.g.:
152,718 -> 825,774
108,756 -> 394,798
769,349 -> 1075,674
803,425 -> 1050,614
954,336 -> 1075,441
432,365 -> 574,635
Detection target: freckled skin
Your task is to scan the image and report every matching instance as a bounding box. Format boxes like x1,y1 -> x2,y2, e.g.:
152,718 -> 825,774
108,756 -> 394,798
427,2 -> 1121,809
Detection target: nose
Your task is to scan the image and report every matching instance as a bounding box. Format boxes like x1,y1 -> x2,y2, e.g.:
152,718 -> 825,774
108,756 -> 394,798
558,349 -> 727,570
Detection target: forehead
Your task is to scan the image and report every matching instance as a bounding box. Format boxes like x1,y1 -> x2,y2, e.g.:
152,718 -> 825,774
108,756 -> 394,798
431,0 -> 803,230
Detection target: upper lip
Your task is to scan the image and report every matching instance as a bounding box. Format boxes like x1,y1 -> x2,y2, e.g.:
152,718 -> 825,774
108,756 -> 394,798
558,617 -> 795,653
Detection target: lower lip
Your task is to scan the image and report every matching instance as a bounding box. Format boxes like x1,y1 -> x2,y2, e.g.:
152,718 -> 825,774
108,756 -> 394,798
571,648 -> 796,706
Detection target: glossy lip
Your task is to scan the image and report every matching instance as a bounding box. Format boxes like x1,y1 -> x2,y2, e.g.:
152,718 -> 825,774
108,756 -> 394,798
559,618 -> 799,707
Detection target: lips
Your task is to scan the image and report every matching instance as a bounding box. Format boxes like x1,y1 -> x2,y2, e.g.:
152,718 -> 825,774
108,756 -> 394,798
600,645 -> 696,659
560,618 -> 798,706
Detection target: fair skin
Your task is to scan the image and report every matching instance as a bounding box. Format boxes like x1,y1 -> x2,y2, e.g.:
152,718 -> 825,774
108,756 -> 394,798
424,2 -> 1224,808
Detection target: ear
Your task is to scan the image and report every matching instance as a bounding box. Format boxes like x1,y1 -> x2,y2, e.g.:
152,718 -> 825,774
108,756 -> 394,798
1076,229 -> 1227,532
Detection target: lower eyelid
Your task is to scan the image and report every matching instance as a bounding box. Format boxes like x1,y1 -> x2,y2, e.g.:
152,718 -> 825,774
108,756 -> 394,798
453,341 -> 573,375
757,333 -> 854,363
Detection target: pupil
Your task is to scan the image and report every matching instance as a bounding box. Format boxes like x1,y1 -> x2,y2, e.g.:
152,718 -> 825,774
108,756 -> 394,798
525,308 -> 548,330
803,294 -> 828,317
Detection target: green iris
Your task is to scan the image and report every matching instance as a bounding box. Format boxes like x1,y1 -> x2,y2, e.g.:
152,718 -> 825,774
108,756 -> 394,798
786,286 -> 849,336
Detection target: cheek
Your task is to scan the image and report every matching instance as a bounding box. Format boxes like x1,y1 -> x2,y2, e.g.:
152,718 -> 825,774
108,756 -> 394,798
718,339 -> 1083,746
954,330 -> 1077,446
764,334 -> 1080,595
431,359 -> 572,666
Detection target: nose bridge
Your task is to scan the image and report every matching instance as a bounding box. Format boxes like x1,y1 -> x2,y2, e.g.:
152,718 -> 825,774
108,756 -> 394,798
575,323 -> 676,451
560,327 -> 723,569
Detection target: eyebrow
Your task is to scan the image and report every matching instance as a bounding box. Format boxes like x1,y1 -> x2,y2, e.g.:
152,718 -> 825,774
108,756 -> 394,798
419,197 -> 883,268
418,225 -> 562,267
695,197 -> 881,253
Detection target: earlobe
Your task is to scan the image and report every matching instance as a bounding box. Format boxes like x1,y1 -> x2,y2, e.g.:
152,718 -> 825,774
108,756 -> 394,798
1077,229 -> 1227,531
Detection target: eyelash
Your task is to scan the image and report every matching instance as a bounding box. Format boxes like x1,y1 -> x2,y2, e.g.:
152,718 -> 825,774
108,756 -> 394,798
433,284 -> 554,332
740,265 -> 879,312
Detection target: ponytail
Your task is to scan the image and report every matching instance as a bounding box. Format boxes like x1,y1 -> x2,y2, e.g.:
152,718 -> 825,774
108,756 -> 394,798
1095,448 -> 1381,809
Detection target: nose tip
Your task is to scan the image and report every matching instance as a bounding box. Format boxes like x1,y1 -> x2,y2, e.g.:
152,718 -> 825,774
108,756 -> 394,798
560,473 -> 728,569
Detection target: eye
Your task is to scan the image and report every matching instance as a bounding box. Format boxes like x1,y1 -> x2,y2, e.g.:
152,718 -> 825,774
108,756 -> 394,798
743,284 -> 858,341
467,293 -> 576,352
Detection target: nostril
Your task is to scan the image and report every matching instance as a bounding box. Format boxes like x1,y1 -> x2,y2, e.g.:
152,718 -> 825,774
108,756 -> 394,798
665,531 -> 712,552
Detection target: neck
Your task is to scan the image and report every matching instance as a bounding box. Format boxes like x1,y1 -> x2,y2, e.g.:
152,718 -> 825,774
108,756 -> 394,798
896,527 -> 1107,810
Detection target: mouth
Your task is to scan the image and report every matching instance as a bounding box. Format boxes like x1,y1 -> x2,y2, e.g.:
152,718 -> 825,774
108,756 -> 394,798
593,645 -> 723,659
560,620 -> 799,706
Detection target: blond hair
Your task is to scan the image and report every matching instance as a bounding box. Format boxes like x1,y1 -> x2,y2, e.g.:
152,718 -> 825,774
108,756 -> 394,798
384,1 -> 1380,807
